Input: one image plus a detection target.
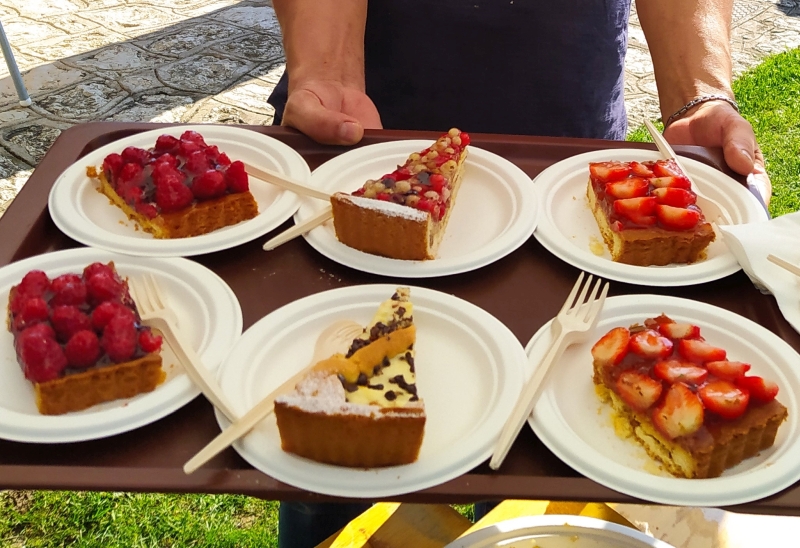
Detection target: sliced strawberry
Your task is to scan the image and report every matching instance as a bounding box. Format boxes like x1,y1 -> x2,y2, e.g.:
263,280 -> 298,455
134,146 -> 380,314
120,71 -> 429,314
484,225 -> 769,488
706,360 -> 751,381
699,380 -> 750,420
649,176 -> 692,190
629,329 -> 674,359
589,161 -> 631,183
630,161 -> 655,177
591,327 -> 630,367
657,322 -> 701,340
605,178 -> 649,199
613,196 -> 658,226
651,159 -> 685,178
616,370 -> 663,412
678,339 -> 727,363
651,382 -> 704,440
737,375 -> 779,403
656,204 -> 700,230
652,187 -> 696,208
653,360 -> 709,385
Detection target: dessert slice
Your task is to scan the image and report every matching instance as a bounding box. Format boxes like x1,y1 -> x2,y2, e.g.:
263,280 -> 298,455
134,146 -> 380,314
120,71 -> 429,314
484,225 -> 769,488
330,128 -> 470,260
7,262 -> 165,415
87,130 -> 258,239
586,159 -> 715,266
591,315 -> 787,478
274,288 -> 425,467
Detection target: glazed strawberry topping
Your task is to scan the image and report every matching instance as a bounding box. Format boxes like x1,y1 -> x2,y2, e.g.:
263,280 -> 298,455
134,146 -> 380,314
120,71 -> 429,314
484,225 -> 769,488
351,128 -> 469,222
593,314 -> 780,440
8,263 -> 162,383
589,159 -> 705,232
101,130 -> 249,217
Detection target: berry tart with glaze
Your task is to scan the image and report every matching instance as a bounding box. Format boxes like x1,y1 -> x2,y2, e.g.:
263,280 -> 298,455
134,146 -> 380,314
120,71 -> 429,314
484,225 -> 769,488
591,314 -> 787,479
7,262 -> 165,415
587,159 -> 715,266
274,287 -> 425,467
330,128 -> 470,260
87,130 -> 258,239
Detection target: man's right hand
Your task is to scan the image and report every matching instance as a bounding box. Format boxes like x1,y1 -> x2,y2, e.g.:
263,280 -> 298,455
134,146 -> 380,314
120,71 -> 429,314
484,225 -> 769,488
282,79 -> 382,146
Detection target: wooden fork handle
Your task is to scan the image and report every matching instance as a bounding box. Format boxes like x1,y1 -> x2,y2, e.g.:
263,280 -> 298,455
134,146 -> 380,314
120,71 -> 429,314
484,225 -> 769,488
262,207 -> 333,251
244,163 -> 331,201
489,327 -> 570,470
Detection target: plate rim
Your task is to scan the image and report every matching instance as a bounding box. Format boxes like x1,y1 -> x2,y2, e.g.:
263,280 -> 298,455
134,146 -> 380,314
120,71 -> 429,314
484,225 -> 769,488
0,247 -> 243,443
214,283 -> 530,498
295,140 -> 539,278
48,124 -> 309,258
532,148 -> 768,286
527,293 -> 800,507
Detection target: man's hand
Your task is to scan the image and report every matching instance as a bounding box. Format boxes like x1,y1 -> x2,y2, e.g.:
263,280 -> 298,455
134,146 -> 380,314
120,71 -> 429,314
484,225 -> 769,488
663,101 -> 771,205
282,79 -> 382,146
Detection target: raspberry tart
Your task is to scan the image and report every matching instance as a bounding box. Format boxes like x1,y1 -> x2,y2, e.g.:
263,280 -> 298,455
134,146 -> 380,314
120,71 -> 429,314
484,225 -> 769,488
586,159 -> 715,266
7,262 -> 165,415
591,315 -> 787,479
87,130 -> 258,239
330,128 -> 470,260
274,287 -> 425,467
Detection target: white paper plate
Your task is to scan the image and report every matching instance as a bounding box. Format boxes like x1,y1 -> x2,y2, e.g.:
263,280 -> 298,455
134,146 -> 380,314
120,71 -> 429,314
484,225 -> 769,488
0,248 -> 242,443
445,515 -> 675,548
533,149 -> 768,286
49,125 -> 310,257
214,284 -> 529,498
296,140 -> 539,277
527,294 -> 800,507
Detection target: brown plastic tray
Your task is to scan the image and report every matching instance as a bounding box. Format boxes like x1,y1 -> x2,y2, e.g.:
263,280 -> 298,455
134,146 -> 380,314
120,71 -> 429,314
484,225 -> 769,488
1,123 -> 798,514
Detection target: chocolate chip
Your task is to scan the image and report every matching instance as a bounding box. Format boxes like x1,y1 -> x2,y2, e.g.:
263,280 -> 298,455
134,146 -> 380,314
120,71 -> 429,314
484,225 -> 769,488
385,391 -> 397,401
357,373 -> 368,386
368,383 -> 384,390
373,364 -> 382,375
382,356 -> 390,367
405,352 -> 415,371
397,306 -> 406,317
337,373 -> 358,393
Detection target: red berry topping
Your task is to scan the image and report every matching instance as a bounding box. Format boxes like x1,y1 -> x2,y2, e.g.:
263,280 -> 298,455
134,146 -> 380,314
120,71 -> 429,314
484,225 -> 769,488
180,130 -> 207,146
615,370 -> 663,412
706,360 -> 751,381
138,329 -> 163,353
121,146 -> 152,166
653,360 -> 709,385
191,170 -> 227,200
65,330 -> 102,368
17,326 -> 68,383
649,176 -> 692,190
698,380 -> 750,420
103,153 -> 124,179
590,326 -> 630,367
652,187 -> 696,208
651,382 -> 704,440
629,329 -> 674,359
12,296 -> 50,331
135,202 -> 159,219
459,132 -> 470,147
50,273 -> 87,307
629,161 -> 655,177
613,197 -> 658,226
92,301 -> 135,331
589,161 -> 632,183
102,314 -> 138,362
678,338 -> 727,363
651,159 -> 685,178
429,173 -> 446,193
154,153 -> 179,168
17,270 -> 50,299
50,305 -> 92,342
605,178 -> 649,199
154,134 -> 180,154
656,204 -> 700,230
155,179 -> 194,212
86,271 -> 126,304
83,262 -> 114,281
178,139 -> 202,157
116,162 -> 144,188
657,322 -> 701,340
737,375 -> 779,403
185,150 -> 211,175
224,160 -> 249,193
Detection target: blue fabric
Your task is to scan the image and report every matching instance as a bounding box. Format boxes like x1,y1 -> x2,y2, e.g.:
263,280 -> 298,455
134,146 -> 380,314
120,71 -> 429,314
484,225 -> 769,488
269,0 -> 631,139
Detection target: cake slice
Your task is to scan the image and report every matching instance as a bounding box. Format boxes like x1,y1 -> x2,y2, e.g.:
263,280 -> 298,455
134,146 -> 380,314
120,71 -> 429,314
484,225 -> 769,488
330,128 -> 470,260
7,262 -> 165,415
274,288 -> 425,467
87,130 -> 258,239
586,159 -> 715,266
591,314 -> 787,478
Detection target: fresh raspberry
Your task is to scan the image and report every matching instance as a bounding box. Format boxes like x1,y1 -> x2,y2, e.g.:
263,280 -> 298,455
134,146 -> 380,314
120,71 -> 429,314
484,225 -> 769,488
50,273 -> 87,307
17,270 -> 50,298
83,262 -> 114,281
153,153 -> 179,168
17,327 -> 67,383
86,271 -> 126,304
12,296 -> 49,331
102,313 -> 138,362
51,305 -> 92,342
177,140 -> 202,158
185,149 -> 211,175
116,162 -> 144,188
121,146 -> 152,166
429,173 -> 446,192
91,301 -> 135,331
152,162 -> 184,186
103,153 -> 124,180
191,170 -> 226,200
224,160 -> 249,193
180,130 -> 207,146
135,202 -> 159,219
154,134 -> 180,154
212,149 -> 231,168
138,329 -> 163,353
65,330 -> 102,368
459,132 -> 471,146
155,179 -> 194,212
118,182 -> 144,205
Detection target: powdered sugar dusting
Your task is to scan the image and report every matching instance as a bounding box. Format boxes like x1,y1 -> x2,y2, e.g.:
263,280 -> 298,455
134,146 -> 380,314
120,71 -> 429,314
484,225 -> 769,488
342,194 -> 427,222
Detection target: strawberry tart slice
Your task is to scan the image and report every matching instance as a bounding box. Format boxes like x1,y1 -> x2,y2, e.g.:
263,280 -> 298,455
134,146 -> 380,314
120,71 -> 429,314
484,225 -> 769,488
586,159 -> 715,266
591,315 -> 787,479
7,262 -> 165,415
87,130 -> 258,239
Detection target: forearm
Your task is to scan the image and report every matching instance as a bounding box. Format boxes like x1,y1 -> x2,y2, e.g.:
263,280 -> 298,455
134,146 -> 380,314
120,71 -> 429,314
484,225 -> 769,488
637,0 -> 734,122
273,0 -> 368,90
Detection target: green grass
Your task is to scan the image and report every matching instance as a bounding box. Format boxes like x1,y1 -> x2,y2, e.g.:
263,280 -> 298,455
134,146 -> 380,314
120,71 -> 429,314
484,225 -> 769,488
2,47 -> 799,548
629,47 -> 800,217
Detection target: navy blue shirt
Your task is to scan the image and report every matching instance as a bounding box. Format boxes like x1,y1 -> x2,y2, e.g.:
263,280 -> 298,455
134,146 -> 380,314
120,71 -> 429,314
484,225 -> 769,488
269,0 -> 631,140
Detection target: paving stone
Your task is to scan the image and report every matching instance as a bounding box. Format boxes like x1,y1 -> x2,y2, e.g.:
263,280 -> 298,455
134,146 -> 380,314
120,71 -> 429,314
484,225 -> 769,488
157,54 -> 258,94
105,91 -> 198,123
212,78 -> 281,116
78,5 -> 184,37
1,121 -> 66,165
15,0 -> 82,18
186,98 -> 274,126
67,43 -> 169,73
22,28 -> 132,61
2,19 -> 68,47
32,79 -> 128,121
212,33 -> 285,63
138,22 -> 245,58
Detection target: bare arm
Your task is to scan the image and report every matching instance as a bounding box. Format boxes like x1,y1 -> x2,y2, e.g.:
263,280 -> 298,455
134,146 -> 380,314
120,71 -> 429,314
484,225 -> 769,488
273,0 -> 381,144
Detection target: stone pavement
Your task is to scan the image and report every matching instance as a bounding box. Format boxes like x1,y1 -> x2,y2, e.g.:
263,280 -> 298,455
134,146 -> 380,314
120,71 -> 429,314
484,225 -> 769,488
0,0 -> 800,546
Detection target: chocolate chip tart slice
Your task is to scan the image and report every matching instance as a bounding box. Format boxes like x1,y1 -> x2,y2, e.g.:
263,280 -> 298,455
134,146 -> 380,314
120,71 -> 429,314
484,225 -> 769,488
274,287 -> 425,467
330,128 -> 470,260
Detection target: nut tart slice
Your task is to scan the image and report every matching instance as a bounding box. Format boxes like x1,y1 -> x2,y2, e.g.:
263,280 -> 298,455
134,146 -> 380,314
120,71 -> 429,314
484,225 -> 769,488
274,287 -> 425,467
330,128 -> 470,260
591,314 -> 787,478
586,159 -> 715,266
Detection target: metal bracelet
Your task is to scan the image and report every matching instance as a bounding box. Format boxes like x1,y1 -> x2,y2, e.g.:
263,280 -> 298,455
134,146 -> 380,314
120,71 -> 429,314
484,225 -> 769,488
665,94 -> 740,127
